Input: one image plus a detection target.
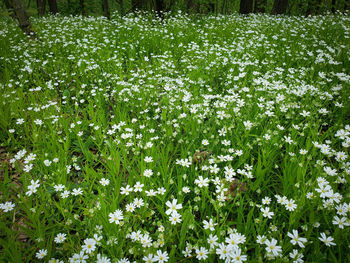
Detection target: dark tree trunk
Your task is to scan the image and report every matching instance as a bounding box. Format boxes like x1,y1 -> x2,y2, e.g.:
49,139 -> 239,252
11,0 -> 35,36
36,0 -> 46,16
27,0 -> 31,8
47,0 -> 57,14
102,0 -> 110,19
239,0 -> 253,14
271,0 -> 288,14
80,0 -> 85,15
254,0 -> 267,13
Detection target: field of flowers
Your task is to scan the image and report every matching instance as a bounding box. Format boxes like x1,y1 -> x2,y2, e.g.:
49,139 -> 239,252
0,11 -> 350,263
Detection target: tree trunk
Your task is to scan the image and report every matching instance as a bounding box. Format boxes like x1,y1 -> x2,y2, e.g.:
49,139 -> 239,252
239,0 -> 253,14
47,0 -> 58,14
36,0 -> 46,16
271,0 -> 288,14
102,0 -> 110,19
27,0 -> 31,8
11,0 -> 35,36
254,0 -> 266,13
80,0 -> 85,15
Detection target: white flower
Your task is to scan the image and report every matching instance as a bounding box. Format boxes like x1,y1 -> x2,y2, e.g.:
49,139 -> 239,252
207,234 -> 218,248
120,185 -> 133,195
144,156 -> 153,163
70,251 -> 88,263
60,190 -> 70,199
194,176 -> 210,188
182,186 -> 190,193
289,249 -> 304,263
134,181 -> 144,192
54,184 -> 65,192
228,247 -> 247,263
143,254 -> 154,263
216,243 -> 229,260
225,233 -> 240,247
195,247 -> 209,260
287,229 -> 307,248
256,235 -> 267,245
26,179 -> 40,196
125,203 -> 135,213
203,218 -> 217,231
169,212 -> 182,225
299,149 -> 308,155
285,199 -> 297,211
109,209 -> 124,224
117,258 -> 130,263
319,232 -> 336,246
16,118 -> 25,124
154,250 -> 169,263
34,119 -> 43,125
262,197 -> 271,205
202,139 -> 209,146
165,199 -> 182,215
265,238 -> 282,256
261,207 -> 274,219
96,254 -> 111,263
182,246 -> 192,257
49,258 -> 64,263
0,201 -> 15,212
100,178 -> 110,186
332,215 -> 350,229
54,233 -> 67,244
44,159 -> 52,166
36,249 -> 47,259
133,198 -> 144,208
82,238 -> 97,254
143,169 -> 153,178
140,234 -> 152,248
72,188 -> 83,196
157,187 -> 166,195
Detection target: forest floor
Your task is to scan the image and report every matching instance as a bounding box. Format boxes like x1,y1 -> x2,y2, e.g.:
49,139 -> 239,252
0,12 -> 350,263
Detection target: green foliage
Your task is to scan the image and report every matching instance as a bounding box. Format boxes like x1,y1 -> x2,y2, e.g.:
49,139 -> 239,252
0,10 -> 349,263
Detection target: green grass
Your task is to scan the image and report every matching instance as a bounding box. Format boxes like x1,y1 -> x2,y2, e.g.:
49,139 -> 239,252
0,11 -> 349,263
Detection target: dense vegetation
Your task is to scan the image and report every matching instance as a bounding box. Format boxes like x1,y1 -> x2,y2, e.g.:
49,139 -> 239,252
1,8 -> 350,263
2,0 -> 350,18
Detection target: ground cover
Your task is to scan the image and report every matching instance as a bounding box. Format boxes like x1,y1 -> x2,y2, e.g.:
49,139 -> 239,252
0,11 -> 349,262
